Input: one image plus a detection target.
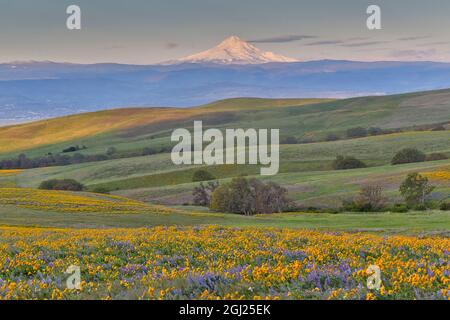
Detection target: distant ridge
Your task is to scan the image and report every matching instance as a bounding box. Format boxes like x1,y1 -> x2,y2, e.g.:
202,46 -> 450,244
2,58 -> 450,123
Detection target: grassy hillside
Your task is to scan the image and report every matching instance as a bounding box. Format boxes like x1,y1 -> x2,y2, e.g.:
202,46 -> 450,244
1,89 -> 450,160
0,98 -> 331,156
0,89 -> 449,233
0,187 -> 178,215
199,97 -> 335,110
110,160 -> 450,208
14,130 -> 450,189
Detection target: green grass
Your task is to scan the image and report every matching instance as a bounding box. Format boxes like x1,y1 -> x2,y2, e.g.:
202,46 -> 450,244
0,89 -> 449,236
0,206 -> 448,235
0,98 -> 331,158
14,131 -> 450,190
106,160 -> 450,209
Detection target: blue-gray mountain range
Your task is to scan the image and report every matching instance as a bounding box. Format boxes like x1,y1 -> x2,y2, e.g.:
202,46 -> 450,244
1,58 -> 450,124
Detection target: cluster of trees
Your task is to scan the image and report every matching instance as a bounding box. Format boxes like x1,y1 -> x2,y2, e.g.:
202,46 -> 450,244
345,126 -> 399,139
281,123 -> 448,146
0,145 -> 173,170
332,148 -> 448,171
39,179 -> 85,191
192,172 -> 446,215
62,145 -> 87,153
342,173 -> 445,212
0,153 -> 110,169
193,177 -> 291,215
280,127 -> 400,145
391,148 -> 448,165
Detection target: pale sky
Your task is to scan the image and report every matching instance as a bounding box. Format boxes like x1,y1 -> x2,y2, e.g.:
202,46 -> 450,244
1,0 -> 450,64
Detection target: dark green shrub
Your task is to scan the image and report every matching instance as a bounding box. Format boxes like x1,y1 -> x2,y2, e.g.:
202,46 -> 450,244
62,145 -> 81,153
426,153 -> 448,162
91,187 -> 110,194
368,127 -> 383,136
440,202 -> 450,211
39,179 -> 84,191
280,136 -> 299,144
342,199 -> 371,212
192,169 -> 215,182
390,204 -> 409,213
391,148 -> 426,165
431,125 -> 446,131
346,127 -> 368,138
325,133 -> 339,141
332,156 -> 366,170
413,204 -> 428,211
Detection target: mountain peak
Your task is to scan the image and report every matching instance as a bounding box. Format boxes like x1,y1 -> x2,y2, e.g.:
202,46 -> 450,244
172,35 -> 298,65
219,35 -> 246,46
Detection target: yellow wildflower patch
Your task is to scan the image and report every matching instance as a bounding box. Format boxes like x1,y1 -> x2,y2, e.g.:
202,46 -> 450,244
0,188 -> 172,214
0,170 -> 23,176
0,226 -> 448,300
422,170 -> 450,182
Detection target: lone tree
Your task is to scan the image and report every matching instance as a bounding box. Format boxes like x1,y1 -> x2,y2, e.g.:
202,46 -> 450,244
391,148 -> 426,165
193,181 -> 219,206
343,185 -> 387,212
399,173 -> 435,207
355,185 -> 386,211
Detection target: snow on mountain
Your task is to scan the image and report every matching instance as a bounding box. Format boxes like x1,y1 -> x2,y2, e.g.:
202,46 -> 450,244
172,36 -> 298,65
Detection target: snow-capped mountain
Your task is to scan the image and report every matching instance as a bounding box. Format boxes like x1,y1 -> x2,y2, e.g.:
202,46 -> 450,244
172,35 -> 298,65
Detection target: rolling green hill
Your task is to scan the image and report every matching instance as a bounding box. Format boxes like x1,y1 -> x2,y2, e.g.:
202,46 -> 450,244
0,98 -> 331,157
1,89 -> 450,160
1,88 -> 449,223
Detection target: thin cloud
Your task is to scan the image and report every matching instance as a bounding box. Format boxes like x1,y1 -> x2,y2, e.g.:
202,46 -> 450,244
306,40 -> 344,46
417,41 -> 449,47
305,37 -> 374,47
341,41 -> 389,48
249,35 -> 317,43
397,35 -> 432,41
346,37 -> 370,41
166,42 -> 179,50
